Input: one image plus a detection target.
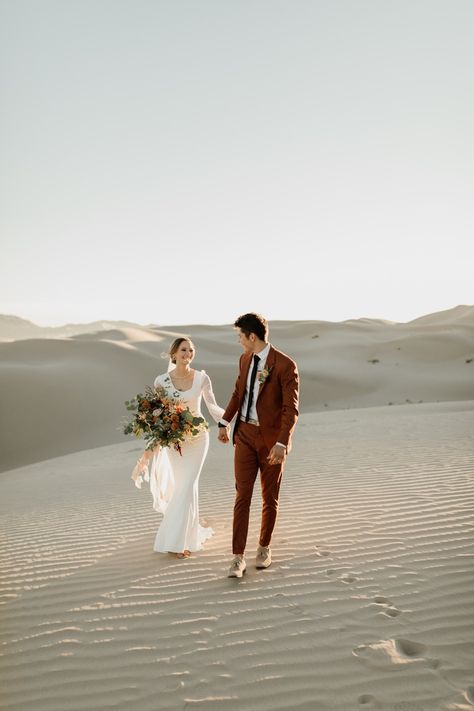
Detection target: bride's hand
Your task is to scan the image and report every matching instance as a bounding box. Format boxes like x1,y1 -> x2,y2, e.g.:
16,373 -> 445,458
138,444 -> 161,465
140,449 -> 153,463
132,451 -> 150,483
131,446 -> 160,482
137,446 -> 158,469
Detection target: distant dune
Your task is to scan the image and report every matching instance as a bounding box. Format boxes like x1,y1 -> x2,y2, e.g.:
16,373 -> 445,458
407,304 -> 474,326
0,314 -> 144,341
0,306 -> 473,472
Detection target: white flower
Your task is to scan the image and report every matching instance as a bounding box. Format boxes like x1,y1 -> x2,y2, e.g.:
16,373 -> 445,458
258,366 -> 272,384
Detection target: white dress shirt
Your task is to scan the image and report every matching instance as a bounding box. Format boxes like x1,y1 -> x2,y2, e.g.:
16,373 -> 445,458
240,342 -> 271,423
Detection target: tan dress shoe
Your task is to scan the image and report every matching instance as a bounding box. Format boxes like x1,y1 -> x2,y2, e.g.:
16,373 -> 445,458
228,555 -> 246,578
256,546 -> 272,569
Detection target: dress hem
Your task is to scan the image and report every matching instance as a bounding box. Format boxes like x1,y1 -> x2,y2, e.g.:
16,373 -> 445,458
153,525 -> 214,554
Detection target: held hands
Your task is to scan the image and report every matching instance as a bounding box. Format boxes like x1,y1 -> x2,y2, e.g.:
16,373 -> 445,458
217,425 -> 230,444
267,443 -> 286,466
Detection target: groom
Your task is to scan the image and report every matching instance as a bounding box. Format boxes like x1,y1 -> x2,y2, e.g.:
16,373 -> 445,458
218,313 -> 299,578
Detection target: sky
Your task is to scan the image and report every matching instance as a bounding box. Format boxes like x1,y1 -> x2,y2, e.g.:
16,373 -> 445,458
1,0 -> 473,326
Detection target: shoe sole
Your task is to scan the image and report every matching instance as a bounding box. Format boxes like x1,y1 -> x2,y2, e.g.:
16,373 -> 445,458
228,567 -> 246,578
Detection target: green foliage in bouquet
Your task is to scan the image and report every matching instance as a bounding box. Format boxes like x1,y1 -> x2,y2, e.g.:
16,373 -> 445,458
123,385 -> 208,455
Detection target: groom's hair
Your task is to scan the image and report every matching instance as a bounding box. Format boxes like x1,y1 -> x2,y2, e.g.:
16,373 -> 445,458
234,313 -> 268,341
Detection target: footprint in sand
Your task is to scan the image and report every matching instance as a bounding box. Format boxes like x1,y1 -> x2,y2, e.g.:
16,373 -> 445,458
373,596 -> 401,618
341,574 -> 357,583
464,686 -> 474,705
315,547 -> 331,557
395,638 -> 427,658
357,694 -> 382,709
287,602 -> 305,616
274,593 -> 305,617
353,638 -> 439,671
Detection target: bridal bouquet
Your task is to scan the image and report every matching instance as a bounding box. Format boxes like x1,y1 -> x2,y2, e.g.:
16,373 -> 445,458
123,385 -> 208,456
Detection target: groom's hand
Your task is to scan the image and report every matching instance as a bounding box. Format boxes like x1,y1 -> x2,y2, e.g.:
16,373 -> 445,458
267,443 -> 286,466
218,425 -> 230,444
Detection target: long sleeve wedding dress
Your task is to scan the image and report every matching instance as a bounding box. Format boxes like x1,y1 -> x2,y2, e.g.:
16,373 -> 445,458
146,369 -> 224,553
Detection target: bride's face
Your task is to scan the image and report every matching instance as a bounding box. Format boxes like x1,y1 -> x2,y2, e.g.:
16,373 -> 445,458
175,340 -> 195,365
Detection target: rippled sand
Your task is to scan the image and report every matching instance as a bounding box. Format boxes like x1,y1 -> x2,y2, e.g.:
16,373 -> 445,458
1,401 -> 473,711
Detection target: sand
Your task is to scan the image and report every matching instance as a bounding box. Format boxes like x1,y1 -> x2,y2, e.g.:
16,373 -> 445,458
1,305 -> 473,473
1,306 -> 474,710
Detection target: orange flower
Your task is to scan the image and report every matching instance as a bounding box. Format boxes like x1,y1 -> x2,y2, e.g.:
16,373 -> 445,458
124,383 -> 208,457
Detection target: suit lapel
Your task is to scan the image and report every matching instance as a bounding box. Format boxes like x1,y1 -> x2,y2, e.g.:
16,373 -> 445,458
239,353 -> 253,406
257,346 -> 276,400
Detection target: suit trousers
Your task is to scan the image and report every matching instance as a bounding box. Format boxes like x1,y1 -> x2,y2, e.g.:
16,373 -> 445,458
233,421 -> 284,555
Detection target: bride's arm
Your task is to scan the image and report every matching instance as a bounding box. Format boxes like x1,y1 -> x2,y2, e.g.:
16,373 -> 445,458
201,373 -> 225,423
131,446 -> 161,484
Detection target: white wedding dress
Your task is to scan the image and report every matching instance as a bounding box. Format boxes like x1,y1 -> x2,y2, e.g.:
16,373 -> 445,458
145,369 -> 224,553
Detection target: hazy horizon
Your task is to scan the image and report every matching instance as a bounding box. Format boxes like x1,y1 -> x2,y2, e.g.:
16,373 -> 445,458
1,302 -> 472,330
1,1 -> 473,327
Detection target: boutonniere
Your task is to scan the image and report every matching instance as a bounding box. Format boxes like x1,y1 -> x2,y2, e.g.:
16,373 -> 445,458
258,366 -> 272,384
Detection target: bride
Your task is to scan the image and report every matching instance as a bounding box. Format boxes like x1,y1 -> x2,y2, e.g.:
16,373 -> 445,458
133,337 -> 224,558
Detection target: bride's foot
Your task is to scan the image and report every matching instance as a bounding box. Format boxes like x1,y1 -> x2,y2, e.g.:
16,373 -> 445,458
177,550 -> 191,559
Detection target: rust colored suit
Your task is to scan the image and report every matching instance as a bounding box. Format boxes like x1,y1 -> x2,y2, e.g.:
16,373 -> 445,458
222,346 -> 299,555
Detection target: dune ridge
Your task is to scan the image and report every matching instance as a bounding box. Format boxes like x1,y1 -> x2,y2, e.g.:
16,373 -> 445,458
1,306 -> 473,472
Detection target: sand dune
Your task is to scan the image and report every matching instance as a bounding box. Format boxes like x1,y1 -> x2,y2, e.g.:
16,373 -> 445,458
1,307 -> 473,472
0,315 -> 145,341
1,402 -> 473,710
407,304 -> 474,327
1,308 -> 473,710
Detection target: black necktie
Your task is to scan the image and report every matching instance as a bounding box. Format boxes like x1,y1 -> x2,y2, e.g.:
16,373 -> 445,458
245,355 -> 260,422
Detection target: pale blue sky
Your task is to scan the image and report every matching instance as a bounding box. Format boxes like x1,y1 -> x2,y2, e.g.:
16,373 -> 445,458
1,0 -> 473,326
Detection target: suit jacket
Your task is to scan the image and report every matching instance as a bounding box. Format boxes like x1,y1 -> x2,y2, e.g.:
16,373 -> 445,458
222,345 -> 299,453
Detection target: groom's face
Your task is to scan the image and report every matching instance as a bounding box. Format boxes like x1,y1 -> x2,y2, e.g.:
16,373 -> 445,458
237,328 -> 254,353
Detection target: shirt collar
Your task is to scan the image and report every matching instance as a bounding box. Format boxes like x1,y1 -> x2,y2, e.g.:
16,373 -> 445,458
254,342 -> 271,365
